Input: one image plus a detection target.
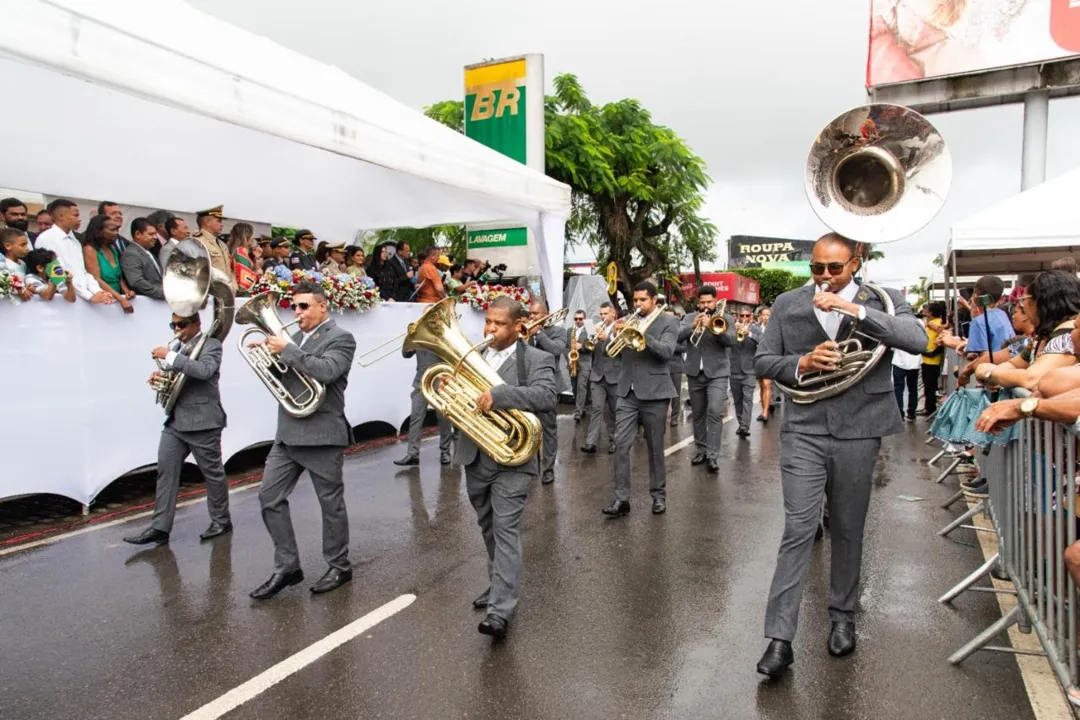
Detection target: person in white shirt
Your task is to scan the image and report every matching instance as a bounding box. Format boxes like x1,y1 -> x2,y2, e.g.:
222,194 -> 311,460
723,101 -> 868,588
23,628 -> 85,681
891,346 -> 922,421
34,198 -> 113,305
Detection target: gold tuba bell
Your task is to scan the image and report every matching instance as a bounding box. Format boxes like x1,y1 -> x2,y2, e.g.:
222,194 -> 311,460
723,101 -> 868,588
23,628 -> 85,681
235,290 -> 326,417
404,298 -> 541,467
773,103 -> 951,404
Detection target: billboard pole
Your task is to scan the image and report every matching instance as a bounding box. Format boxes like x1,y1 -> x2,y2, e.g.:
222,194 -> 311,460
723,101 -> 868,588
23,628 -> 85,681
1021,90 -> 1049,191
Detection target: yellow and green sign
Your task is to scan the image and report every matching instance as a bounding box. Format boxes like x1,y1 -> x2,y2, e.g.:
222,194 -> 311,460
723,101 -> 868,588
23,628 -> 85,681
467,228 -> 528,248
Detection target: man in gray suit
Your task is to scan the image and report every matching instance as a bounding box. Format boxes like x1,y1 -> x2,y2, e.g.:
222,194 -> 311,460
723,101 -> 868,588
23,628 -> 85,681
567,310 -> 593,424
730,305 -> 763,437
249,282 -> 358,600
123,312 -> 231,545
525,300 -> 567,485
679,286 -> 736,473
667,302 -> 687,427
120,217 -> 165,300
603,281 -> 679,516
462,296 -> 557,639
394,347 -> 453,467
753,234 -> 927,677
581,302 -> 619,455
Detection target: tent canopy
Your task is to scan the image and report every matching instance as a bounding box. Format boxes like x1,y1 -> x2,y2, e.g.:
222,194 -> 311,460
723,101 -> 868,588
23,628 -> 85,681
0,0 -> 571,304
948,166 -> 1080,277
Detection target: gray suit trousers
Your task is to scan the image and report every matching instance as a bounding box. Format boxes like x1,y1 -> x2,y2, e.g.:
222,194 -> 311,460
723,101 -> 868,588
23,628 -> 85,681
571,359 -> 593,415
539,411 -> 557,478
764,431 -> 880,642
586,380 -> 618,449
670,369 -> 684,417
613,393 -> 668,503
259,442 -> 350,574
688,374 -> 729,460
151,427 -> 230,533
406,387 -> 452,458
729,374 -> 756,429
466,461 -> 532,621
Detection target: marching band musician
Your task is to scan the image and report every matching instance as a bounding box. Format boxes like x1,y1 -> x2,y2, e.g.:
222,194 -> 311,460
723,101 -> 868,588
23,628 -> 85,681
567,310 -> 593,424
462,296 -> 557,639
247,282 -> 359,600
753,234 -> 927,677
581,302 -> 619,455
603,282 -> 679,517
730,305 -> 763,437
525,300 -> 567,486
678,286 -> 736,473
666,300 -> 687,427
124,312 -> 232,546
395,346 -> 454,467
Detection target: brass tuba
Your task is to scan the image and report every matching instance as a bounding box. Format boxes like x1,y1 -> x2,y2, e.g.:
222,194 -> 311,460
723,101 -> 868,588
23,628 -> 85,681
151,239 -> 235,415
234,290 -> 326,417
773,103 -> 951,404
405,298 -> 541,467
606,306 -> 663,357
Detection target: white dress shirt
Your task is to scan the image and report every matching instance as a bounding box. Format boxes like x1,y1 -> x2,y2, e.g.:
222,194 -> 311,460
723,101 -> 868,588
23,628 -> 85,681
163,335 -> 195,369
35,226 -> 102,301
891,348 -> 922,371
299,318 -> 330,347
483,344 -> 515,372
814,280 -> 866,340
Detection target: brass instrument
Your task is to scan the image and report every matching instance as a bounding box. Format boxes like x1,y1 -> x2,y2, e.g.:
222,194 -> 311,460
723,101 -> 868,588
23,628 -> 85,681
774,103 -> 951,404
405,298 -> 541,467
568,342 -> 579,378
689,299 -> 729,347
583,322 -> 606,352
356,307 -> 464,367
735,322 -> 751,342
606,306 -> 663,357
521,306 -> 568,336
235,290 -> 326,417
152,239 -> 235,415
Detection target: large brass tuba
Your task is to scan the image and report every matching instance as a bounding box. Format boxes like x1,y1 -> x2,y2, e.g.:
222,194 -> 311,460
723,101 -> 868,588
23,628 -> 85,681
234,290 -> 326,417
151,239 -> 235,415
406,298 -> 541,467
773,103 -> 951,404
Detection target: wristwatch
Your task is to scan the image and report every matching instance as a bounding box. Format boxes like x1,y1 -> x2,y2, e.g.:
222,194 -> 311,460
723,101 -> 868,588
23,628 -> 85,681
1020,397 -> 1040,417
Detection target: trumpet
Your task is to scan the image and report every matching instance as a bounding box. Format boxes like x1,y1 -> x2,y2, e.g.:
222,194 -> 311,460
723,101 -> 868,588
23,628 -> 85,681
521,307 -> 568,336
689,300 -> 728,346
606,306 -> 663,357
583,322 -> 606,352
734,321 -> 751,342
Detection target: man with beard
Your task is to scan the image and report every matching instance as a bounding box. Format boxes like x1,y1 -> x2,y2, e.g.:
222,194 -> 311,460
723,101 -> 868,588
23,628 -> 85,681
1,197 -> 36,245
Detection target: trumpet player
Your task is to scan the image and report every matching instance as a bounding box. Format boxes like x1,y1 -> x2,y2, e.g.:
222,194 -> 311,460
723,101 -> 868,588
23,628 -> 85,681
526,300 -> 567,485
678,286 -> 736,473
730,307 -> 762,437
603,282 -> 679,517
462,296 -> 557,639
567,310 -> 593,423
581,302 -> 619,455
248,282 -> 359,600
124,312 -> 232,546
753,234 -> 927,677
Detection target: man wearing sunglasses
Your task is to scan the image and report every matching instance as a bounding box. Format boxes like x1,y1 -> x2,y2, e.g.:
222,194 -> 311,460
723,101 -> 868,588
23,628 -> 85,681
124,313 -> 232,546
753,233 -> 927,678
248,282 -> 358,600
730,306 -> 763,437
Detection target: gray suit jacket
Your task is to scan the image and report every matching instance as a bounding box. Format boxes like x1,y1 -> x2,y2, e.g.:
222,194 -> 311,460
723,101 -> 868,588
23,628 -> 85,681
678,311 -> 736,379
567,325 -> 593,369
754,283 -> 928,439
616,312 -> 679,400
167,336 -> 227,433
454,342 -> 557,475
402,348 -> 441,391
275,319 -> 357,447
730,323 -> 764,377
531,324 -> 567,361
588,325 -> 620,383
121,243 -> 165,300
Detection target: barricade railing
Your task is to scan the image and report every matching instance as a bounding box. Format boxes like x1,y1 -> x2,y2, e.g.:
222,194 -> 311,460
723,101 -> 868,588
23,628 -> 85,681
943,388 -> 1080,713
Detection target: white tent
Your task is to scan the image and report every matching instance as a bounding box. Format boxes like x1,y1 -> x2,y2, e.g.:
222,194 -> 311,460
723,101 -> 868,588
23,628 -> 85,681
0,0 -> 571,304
948,166 -> 1080,277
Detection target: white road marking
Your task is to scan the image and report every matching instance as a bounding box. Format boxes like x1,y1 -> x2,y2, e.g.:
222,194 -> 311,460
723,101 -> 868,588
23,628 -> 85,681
179,594 -> 417,720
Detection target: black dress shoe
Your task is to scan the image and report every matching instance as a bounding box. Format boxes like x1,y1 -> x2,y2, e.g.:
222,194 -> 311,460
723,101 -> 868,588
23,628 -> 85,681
828,621 -> 856,657
541,473 -> 554,485
250,569 -> 304,600
311,567 -> 353,594
199,522 -> 232,541
580,444 -> 597,454
670,415 -> 678,427
815,522 -> 825,541
122,528 -> 169,546
472,588 -> 490,609
756,639 -> 794,677
706,459 -> 719,474
690,452 -> 706,466
652,499 -> 666,514
574,413 -> 582,424
602,500 -> 630,517
478,614 -> 508,639
608,444 -> 616,454
737,426 -> 750,437
393,455 -> 419,467
440,452 -> 452,465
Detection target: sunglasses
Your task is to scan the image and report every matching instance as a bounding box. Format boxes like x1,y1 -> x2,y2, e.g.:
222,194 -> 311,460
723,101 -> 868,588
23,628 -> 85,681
809,260 -> 852,276
169,320 -> 191,330
291,302 -> 311,311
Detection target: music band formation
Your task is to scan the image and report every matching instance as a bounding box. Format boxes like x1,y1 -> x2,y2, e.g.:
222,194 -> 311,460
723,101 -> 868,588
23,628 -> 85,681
119,102 -> 943,674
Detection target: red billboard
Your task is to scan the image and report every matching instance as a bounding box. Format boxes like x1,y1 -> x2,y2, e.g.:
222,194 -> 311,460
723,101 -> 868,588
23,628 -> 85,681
676,272 -> 760,306
867,0 -> 1080,88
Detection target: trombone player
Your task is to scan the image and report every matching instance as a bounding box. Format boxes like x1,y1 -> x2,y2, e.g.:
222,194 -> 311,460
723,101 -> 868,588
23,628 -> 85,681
462,296 -> 557,639
124,312 -> 232,546
753,234 -> 927,677
603,281 -> 679,517
525,300 -> 567,485
679,286 -> 735,473
247,282 -> 359,600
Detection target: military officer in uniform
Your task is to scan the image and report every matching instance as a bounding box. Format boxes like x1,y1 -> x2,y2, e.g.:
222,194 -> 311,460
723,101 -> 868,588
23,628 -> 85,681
290,229 -> 318,271
192,205 -> 235,292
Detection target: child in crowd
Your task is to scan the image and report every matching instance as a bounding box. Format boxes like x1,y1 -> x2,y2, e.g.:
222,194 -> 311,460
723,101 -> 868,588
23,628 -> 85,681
22,248 -> 75,303
2,227 -> 33,301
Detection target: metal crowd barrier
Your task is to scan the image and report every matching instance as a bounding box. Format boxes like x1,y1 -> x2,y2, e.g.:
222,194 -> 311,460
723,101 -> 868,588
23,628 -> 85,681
941,392 -> 1080,712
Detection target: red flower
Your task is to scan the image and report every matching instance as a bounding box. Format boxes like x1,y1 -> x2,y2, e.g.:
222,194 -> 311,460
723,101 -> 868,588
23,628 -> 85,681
278,299 -> 290,309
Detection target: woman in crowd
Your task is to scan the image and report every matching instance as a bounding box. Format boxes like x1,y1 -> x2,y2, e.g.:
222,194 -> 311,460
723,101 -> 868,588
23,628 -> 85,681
83,214 -> 133,313
345,246 -> 366,278
919,301 -> 947,415
227,222 -> 258,294
367,242 -> 397,302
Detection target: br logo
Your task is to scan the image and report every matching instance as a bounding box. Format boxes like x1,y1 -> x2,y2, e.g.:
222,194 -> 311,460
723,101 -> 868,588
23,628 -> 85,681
470,84 -> 520,121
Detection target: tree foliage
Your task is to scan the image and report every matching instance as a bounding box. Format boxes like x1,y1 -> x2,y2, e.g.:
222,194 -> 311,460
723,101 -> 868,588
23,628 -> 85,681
732,268 -> 807,307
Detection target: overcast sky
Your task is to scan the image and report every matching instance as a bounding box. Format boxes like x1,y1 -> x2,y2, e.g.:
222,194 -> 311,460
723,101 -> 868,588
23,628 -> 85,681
190,0 -> 1080,288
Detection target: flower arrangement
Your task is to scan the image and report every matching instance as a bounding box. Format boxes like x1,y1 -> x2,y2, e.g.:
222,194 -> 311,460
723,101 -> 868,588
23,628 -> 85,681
457,283 -> 531,311
0,269 -> 25,304
249,267 -> 381,313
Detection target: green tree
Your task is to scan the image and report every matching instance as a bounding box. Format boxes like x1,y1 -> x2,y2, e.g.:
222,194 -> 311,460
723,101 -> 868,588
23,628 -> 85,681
932,253 -> 944,267
424,75 -> 717,304
865,249 -> 885,263
731,268 -> 807,306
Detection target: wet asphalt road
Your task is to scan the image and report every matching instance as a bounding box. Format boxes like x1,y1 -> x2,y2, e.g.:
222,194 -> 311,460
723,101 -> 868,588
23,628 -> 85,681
0,403 -> 1035,720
